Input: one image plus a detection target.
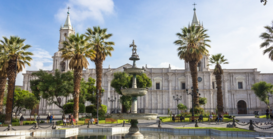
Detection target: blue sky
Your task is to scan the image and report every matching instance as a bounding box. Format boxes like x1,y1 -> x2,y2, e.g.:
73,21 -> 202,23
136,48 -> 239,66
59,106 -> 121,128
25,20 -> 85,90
0,0 -> 273,85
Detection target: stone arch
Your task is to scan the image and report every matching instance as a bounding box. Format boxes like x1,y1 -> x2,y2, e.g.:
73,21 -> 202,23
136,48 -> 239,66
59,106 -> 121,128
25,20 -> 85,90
237,100 -> 247,114
60,61 -> 65,72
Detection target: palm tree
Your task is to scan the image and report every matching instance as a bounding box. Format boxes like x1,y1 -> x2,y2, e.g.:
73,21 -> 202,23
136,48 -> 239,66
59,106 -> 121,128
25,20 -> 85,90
60,33 -> 95,120
0,46 -> 8,112
0,36 -> 33,124
208,54 -> 228,113
260,21 -> 273,59
174,25 -> 210,108
85,26 -> 114,108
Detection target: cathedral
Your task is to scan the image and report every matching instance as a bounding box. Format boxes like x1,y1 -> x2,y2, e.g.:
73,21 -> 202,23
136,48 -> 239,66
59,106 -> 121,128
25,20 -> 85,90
22,9 -> 273,115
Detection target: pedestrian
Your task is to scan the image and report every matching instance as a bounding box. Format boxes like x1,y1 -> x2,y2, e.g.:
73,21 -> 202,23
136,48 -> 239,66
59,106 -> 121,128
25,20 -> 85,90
20,114 -> 24,126
209,113 -> 213,122
47,114 -> 50,123
70,114 -> 74,125
62,114 -> 66,125
172,114 -> 175,122
199,113 -> 203,122
180,115 -> 185,122
50,115 -> 53,123
266,109 -> 269,119
90,117 -> 94,124
36,115 -> 40,124
63,118 -> 66,126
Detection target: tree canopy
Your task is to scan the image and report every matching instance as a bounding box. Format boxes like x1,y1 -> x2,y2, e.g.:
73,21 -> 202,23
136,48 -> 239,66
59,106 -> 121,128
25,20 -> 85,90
30,69 -> 74,110
111,72 -> 152,112
177,103 -> 187,111
4,87 -> 39,114
251,81 -> 273,106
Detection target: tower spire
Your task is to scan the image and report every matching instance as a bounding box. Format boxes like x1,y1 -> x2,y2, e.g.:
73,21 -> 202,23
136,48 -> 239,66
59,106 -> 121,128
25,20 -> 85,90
191,3 -> 200,26
63,7 -> 72,29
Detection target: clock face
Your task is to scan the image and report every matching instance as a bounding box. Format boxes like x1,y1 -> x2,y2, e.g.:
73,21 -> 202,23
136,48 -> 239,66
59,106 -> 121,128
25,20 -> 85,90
198,77 -> 202,82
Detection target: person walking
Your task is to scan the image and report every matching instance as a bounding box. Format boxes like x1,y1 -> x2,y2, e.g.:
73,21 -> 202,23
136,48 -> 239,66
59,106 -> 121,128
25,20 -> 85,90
47,114 -> 50,123
62,114 -> 66,126
266,109 -> 269,119
20,114 -> 24,126
70,114 -> 74,125
36,115 -> 40,125
50,115 -> 53,123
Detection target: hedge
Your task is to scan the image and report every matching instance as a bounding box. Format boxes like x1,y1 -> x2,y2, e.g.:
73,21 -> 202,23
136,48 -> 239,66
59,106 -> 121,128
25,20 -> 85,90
86,104 -> 107,117
63,102 -> 85,114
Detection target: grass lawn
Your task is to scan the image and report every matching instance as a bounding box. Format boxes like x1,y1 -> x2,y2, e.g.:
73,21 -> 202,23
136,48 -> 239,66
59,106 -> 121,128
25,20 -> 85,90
161,117 -> 232,122
174,127 -> 252,132
259,115 -> 266,118
57,119 -> 129,126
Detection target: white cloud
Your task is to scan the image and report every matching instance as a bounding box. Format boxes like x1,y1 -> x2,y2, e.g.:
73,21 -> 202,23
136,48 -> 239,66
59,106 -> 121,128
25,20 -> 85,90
55,0 -> 115,24
16,48 -> 53,85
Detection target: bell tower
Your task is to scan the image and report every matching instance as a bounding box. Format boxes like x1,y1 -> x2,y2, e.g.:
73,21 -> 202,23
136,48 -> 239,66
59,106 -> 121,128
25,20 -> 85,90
185,4 -> 209,72
52,7 -> 75,71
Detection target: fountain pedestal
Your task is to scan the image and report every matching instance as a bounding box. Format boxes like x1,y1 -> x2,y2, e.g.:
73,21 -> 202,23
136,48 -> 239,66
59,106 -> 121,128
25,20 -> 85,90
110,40 -> 157,139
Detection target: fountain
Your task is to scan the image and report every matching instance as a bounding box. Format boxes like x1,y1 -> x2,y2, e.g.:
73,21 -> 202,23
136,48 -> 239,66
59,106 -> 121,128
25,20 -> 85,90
111,40 -> 158,139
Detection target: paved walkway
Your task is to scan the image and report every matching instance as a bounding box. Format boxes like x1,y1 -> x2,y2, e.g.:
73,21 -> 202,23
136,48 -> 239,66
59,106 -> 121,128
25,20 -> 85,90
0,116 -> 272,134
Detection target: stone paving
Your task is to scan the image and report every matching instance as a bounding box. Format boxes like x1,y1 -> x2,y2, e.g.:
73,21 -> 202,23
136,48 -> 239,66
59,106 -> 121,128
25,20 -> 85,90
0,115 -> 272,134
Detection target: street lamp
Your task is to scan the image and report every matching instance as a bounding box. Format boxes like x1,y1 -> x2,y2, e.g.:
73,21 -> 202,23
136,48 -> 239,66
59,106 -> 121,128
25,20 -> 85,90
108,96 -> 116,113
173,94 -> 182,114
186,87 -> 199,122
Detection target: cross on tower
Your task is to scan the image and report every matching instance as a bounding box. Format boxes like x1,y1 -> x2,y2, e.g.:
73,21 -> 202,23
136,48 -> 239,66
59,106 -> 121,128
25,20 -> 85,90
193,3 -> 197,11
67,7 -> 70,14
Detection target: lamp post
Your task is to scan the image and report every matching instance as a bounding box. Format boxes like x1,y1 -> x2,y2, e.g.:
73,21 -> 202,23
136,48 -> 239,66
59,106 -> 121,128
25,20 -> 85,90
108,96 -> 116,113
186,87 -> 199,122
173,94 -> 182,114
96,90 -> 99,125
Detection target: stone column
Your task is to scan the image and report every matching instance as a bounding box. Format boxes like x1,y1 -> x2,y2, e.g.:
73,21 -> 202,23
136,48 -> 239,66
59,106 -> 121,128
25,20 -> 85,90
224,79 -> 229,110
167,73 -> 173,109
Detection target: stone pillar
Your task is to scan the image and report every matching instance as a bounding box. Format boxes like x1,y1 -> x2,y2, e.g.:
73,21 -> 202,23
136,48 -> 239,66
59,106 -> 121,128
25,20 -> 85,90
168,79 -> 172,109
224,79 -> 229,110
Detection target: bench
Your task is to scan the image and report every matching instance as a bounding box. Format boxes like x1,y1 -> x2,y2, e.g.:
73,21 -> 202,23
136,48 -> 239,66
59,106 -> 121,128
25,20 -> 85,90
105,118 -> 118,124
174,117 -> 185,122
84,118 -> 98,124
26,118 -> 35,121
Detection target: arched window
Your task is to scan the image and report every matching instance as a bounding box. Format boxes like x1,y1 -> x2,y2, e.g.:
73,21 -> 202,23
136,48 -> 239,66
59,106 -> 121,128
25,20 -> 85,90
60,61 -> 65,72
197,62 -> 201,71
64,33 -> 67,41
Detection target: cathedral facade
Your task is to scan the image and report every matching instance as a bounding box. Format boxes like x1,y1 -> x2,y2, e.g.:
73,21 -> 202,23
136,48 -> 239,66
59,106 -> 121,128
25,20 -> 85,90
22,9 -> 273,115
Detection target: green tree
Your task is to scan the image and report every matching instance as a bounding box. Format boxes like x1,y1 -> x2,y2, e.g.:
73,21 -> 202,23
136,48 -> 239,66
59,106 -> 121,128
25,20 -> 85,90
177,103 -> 188,113
0,45 -> 8,112
199,97 -> 207,106
208,53 -> 228,113
174,25 -> 210,108
30,69 -> 74,112
60,33 -> 95,120
251,81 -> 273,107
260,21 -> 273,60
111,72 -> 151,112
0,36 -> 33,124
85,26 -> 115,108
3,87 -> 39,116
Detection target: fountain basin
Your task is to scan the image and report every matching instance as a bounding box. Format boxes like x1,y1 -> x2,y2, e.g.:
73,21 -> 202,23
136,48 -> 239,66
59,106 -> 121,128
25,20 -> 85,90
110,113 -> 157,120
121,88 -> 148,96
124,67 -> 145,75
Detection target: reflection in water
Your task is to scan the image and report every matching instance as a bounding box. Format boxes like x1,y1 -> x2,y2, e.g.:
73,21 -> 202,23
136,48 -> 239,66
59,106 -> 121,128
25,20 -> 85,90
27,132 -> 250,139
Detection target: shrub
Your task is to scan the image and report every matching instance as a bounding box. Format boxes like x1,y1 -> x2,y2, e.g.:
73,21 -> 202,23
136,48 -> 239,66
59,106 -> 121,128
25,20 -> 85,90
40,120 -> 45,123
0,114 -> 5,123
190,107 -> 204,114
12,118 -> 19,122
63,102 -> 85,114
86,104 -> 107,118
56,120 -> 62,125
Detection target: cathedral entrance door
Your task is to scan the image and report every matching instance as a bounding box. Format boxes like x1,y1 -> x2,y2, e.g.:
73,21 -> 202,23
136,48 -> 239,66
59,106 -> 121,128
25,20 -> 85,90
237,100 -> 247,114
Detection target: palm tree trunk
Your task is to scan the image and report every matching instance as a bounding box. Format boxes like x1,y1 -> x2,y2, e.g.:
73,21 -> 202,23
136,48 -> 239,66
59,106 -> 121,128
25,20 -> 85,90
0,75 -> 7,113
73,68 -> 82,121
95,60 -> 103,108
189,61 -> 199,108
216,74 -> 224,113
4,59 -> 17,124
